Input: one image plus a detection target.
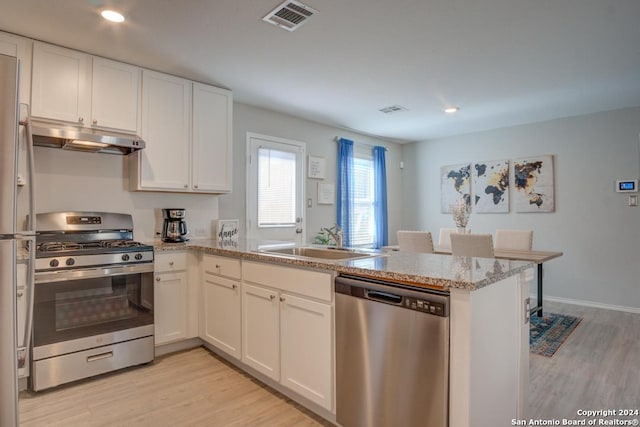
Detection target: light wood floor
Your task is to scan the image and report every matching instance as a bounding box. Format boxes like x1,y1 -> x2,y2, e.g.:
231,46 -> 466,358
19,301 -> 640,425
529,301 -> 640,418
19,347 -> 332,426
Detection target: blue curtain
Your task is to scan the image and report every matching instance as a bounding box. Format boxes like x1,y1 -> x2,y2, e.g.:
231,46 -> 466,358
373,146 -> 388,248
336,138 -> 354,247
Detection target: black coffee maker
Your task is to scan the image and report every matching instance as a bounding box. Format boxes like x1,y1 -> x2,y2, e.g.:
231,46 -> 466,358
161,209 -> 189,242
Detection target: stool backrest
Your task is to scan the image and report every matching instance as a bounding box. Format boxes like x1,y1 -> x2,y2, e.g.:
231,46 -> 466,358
450,233 -> 495,258
397,230 -> 434,253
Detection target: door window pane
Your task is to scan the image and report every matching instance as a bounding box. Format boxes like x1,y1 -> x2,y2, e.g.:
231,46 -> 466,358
258,147 -> 296,227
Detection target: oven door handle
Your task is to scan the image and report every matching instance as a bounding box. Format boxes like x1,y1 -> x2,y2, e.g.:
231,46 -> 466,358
35,263 -> 154,284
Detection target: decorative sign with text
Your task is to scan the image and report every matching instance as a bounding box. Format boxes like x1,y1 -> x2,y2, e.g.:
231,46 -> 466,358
216,219 -> 239,248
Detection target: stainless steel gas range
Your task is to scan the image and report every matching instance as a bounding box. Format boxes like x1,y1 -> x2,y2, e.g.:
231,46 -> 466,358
31,212 -> 154,391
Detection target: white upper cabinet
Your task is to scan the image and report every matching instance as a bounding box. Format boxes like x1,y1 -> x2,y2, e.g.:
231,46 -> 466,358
192,83 -> 232,193
91,57 -> 140,131
30,42 -> 140,133
31,42 -> 91,124
0,31 -> 32,106
136,69 -> 191,191
130,71 -> 233,193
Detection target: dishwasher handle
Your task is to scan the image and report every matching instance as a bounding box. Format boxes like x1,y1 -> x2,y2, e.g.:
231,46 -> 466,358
365,290 -> 403,305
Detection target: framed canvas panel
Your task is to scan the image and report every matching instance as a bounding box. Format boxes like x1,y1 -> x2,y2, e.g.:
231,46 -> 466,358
513,155 -> 555,212
215,219 -> 240,247
441,163 -> 471,213
308,155 -> 326,179
472,159 -> 509,213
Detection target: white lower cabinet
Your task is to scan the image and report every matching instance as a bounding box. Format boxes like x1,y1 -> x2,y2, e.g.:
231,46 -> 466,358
201,273 -> 242,359
154,252 -> 189,346
154,270 -> 188,345
279,293 -> 332,410
241,261 -> 334,411
242,283 -> 280,380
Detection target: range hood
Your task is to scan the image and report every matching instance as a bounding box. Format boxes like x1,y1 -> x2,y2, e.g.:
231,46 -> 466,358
30,121 -> 145,155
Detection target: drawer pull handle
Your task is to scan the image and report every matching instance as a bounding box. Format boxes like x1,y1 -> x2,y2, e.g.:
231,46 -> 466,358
232,284 -> 237,290
279,296 -> 285,302
156,277 -> 161,282
269,295 -> 276,301
87,351 -> 113,363
17,291 -> 23,297
169,261 -> 174,266
215,264 -> 221,269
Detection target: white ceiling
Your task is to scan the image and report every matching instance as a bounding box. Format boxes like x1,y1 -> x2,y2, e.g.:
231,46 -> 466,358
1,0 -> 639,143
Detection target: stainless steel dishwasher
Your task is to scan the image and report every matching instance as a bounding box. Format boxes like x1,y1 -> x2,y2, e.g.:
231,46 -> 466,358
335,275 -> 449,427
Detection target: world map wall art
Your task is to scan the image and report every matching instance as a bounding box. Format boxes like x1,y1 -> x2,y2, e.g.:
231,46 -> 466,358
472,159 -> 509,213
440,163 -> 471,213
441,154 -> 554,214
513,155 -> 555,212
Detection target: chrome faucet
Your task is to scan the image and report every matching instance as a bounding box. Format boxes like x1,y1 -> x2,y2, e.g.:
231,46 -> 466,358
322,224 -> 344,249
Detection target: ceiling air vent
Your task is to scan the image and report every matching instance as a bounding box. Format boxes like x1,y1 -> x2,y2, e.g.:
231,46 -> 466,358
262,0 -> 318,32
379,105 -> 409,114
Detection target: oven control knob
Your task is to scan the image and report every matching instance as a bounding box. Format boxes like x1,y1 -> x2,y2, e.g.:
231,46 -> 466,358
134,253 -> 143,261
65,258 -> 75,266
122,254 -> 130,261
49,259 -> 59,268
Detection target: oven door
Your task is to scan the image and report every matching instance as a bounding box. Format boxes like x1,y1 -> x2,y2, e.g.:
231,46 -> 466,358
33,263 -> 154,360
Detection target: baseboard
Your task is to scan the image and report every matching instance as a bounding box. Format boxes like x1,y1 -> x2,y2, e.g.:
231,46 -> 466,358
531,294 -> 640,314
154,337 -> 203,357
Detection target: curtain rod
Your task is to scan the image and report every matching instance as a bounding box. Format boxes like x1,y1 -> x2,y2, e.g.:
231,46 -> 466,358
334,136 -> 387,151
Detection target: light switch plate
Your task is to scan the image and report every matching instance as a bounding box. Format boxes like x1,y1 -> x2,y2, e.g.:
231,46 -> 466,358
629,195 -> 637,206
307,198 -> 312,208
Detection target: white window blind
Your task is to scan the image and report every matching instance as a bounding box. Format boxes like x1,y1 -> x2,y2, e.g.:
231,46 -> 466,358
351,149 -> 375,246
258,147 -> 297,227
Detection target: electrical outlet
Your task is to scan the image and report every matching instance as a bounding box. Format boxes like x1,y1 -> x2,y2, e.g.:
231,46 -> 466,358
195,228 -> 206,237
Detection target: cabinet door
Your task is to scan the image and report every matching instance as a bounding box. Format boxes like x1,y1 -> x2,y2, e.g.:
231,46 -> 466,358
139,70 -> 191,190
91,57 -> 140,132
0,31 -> 31,105
280,293 -> 333,411
31,42 -> 90,124
201,274 -> 241,358
192,83 -> 232,193
154,271 -> 188,345
242,283 -> 279,381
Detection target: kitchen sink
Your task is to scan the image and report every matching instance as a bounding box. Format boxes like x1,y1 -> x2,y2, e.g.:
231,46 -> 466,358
257,246 -> 378,261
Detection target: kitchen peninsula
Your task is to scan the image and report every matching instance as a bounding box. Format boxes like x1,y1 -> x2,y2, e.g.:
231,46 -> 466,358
155,240 -> 534,427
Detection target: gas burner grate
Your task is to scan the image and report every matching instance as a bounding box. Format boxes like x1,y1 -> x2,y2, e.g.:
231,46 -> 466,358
102,240 -> 144,248
38,242 -> 83,252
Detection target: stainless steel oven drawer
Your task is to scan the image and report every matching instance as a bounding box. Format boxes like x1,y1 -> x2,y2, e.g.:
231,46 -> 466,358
32,336 -> 154,391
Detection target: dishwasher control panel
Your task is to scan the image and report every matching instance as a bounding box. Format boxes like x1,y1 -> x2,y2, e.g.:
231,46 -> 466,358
404,297 -> 446,316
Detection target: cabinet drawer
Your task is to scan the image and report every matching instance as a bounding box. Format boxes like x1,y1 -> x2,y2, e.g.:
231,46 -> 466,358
202,254 -> 241,279
242,261 -> 332,302
154,252 -> 187,272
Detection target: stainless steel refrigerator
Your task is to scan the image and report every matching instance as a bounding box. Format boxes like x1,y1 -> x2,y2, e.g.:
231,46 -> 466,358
0,53 -> 36,427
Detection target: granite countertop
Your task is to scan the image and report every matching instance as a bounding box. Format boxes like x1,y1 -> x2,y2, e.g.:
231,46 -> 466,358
153,239 -> 534,291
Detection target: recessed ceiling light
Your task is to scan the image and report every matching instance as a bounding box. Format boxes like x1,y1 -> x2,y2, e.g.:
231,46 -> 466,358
101,10 -> 125,23
444,107 -> 460,114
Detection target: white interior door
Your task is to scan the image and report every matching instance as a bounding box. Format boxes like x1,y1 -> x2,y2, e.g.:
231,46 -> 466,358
247,133 -> 305,244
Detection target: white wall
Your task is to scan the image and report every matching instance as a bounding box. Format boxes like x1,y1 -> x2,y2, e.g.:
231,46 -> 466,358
402,107 -> 640,311
218,102 -> 404,245
33,146 -> 219,242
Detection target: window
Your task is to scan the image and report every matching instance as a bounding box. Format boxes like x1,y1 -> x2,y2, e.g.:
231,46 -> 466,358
351,147 -> 375,247
337,138 -> 388,249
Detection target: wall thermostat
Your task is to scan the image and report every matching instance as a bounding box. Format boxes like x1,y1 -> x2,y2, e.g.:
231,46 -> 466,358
616,179 -> 638,192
